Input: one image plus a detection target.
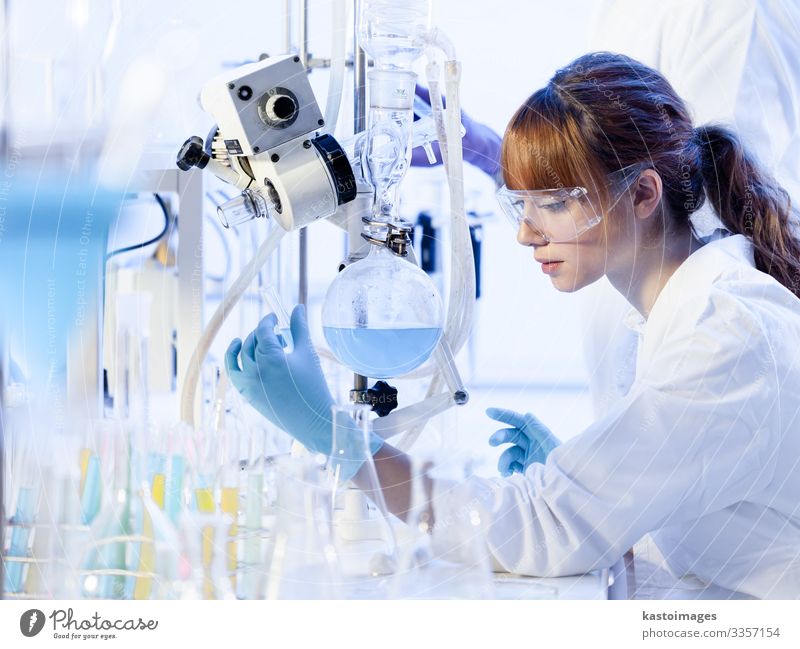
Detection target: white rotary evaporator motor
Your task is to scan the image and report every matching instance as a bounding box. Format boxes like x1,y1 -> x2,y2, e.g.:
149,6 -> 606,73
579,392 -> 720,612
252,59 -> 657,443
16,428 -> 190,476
177,54 -> 358,232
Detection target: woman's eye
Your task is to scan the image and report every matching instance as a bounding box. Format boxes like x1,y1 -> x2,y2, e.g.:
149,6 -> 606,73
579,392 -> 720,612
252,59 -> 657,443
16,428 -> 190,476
540,201 -> 567,212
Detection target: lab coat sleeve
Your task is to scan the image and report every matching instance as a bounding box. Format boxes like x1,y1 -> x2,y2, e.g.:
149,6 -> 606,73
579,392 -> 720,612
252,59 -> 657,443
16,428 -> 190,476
430,290 -> 780,576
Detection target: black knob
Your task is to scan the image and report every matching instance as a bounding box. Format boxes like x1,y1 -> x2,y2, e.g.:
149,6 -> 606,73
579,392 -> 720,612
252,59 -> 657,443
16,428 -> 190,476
367,380 -> 399,417
176,136 -> 211,171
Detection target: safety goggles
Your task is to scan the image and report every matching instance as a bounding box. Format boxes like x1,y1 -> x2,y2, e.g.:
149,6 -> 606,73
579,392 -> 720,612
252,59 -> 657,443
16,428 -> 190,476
496,163 -> 645,243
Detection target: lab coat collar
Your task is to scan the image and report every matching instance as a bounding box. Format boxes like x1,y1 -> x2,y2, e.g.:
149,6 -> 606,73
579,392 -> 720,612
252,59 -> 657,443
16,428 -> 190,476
620,232 -> 754,334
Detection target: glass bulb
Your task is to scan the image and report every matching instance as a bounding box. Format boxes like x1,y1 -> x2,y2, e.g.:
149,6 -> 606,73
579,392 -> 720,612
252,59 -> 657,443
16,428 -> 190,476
365,69 -> 416,221
322,246 -> 444,378
358,0 -> 432,70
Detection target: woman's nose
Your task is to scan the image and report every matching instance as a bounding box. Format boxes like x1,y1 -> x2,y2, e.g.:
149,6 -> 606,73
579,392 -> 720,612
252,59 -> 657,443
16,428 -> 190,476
517,221 -> 549,246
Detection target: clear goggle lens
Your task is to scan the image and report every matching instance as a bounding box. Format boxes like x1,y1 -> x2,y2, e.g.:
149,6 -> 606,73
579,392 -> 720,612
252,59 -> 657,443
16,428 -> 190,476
496,164 -> 645,243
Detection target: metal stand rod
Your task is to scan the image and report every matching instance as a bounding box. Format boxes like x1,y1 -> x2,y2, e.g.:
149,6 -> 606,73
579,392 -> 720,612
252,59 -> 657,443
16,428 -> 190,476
354,0 -> 367,134
0,0 -> 10,161
284,0 -> 292,53
297,0 -> 310,305
351,0 -> 368,398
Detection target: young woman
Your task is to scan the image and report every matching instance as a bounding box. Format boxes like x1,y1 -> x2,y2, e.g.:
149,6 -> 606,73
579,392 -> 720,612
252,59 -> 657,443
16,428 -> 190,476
225,52 -> 800,599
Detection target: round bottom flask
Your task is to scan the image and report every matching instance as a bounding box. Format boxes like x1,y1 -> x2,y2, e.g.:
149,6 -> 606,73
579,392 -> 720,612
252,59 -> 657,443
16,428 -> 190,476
322,245 -> 444,379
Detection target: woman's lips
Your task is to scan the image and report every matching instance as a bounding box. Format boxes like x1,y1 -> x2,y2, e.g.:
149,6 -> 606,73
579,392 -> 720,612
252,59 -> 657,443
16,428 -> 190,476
540,261 -> 563,275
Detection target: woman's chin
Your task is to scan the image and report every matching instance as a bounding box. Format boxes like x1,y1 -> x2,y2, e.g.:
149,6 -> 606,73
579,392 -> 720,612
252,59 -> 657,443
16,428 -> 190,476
549,271 -> 595,293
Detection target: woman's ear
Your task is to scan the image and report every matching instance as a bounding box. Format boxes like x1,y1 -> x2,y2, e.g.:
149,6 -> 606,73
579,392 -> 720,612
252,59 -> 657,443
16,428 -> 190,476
632,169 -> 663,221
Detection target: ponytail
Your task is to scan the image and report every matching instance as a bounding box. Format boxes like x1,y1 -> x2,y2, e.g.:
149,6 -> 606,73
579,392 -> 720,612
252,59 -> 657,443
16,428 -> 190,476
695,124 -> 800,298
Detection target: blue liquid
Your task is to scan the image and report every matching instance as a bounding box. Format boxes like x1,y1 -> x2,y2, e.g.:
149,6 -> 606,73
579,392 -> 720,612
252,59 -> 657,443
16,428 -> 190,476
165,454 -> 185,524
0,172 -> 120,396
81,455 -> 102,525
323,327 -> 442,378
4,486 -> 36,593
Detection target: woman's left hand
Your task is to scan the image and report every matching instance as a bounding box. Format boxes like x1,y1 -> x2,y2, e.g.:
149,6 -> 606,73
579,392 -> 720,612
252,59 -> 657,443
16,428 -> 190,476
487,407 -> 561,477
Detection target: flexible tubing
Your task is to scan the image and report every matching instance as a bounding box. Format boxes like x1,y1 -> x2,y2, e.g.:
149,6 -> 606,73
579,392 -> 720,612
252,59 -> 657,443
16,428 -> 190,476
397,56 -> 474,450
180,225 -> 286,426
427,27 -> 456,62
372,390 -> 453,439
426,60 -> 449,177
442,59 -> 475,357
395,372 -> 445,451
369,57 -> 455,383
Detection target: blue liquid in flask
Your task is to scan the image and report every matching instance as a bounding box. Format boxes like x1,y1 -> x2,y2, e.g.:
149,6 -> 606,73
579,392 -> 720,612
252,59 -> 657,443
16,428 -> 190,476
323,327 -> 442,378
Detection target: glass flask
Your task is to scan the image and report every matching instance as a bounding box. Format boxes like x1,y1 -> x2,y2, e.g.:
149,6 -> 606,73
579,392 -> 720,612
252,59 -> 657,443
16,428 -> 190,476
329,404 -> 397,596
48,427 -> 97,599
181,374 -> 239,600
0,406 -> 67,599
263,456 -> 341,599
322,245 -> 444,379
388,455 -> 495,599
2,414 -> 40,597
79,420 -> 184,600
235,449 -> 273,600
365,69 -> 416,221
358,0 -> 432,70
216,187 -> 275,229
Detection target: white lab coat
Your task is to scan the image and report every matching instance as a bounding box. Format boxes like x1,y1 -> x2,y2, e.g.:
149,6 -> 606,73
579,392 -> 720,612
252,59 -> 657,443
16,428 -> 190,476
579,2 -> 800,596
432,234 -> 800,599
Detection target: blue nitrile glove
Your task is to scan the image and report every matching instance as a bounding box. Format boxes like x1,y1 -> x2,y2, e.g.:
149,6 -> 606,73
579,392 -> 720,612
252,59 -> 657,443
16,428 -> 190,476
487,408 -> 561,477
411,84 -> 502,179
225,304 -> 384,480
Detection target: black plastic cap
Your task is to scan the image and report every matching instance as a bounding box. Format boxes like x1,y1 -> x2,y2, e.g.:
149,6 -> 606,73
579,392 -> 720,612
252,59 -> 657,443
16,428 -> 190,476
176,136 -> 211,171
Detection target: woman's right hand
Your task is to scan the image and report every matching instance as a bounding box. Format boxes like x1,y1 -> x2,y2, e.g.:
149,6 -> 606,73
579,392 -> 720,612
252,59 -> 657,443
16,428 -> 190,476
487,407 -> 561,476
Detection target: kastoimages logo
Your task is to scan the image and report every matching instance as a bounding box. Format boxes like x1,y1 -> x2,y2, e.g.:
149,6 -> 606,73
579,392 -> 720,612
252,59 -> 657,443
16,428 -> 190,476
20,609 -> 46,637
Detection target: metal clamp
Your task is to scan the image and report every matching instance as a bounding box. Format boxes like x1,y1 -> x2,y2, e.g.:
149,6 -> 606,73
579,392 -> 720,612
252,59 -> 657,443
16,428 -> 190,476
360,217 -> 413,257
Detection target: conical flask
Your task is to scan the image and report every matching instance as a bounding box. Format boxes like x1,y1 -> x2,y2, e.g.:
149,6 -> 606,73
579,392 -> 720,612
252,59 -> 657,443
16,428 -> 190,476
329,403 -> 397,596
264,456 -> 342,599
389,455 -> 495,599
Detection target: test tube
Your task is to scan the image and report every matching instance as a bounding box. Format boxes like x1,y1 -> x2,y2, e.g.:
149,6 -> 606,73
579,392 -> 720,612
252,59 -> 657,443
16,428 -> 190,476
260,285 -> 293,351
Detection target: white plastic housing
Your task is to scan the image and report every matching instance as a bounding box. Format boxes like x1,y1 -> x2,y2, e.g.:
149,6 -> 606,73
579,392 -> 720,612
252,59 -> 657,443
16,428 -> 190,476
200,55 -> 323,157
247,139 -> 338,231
